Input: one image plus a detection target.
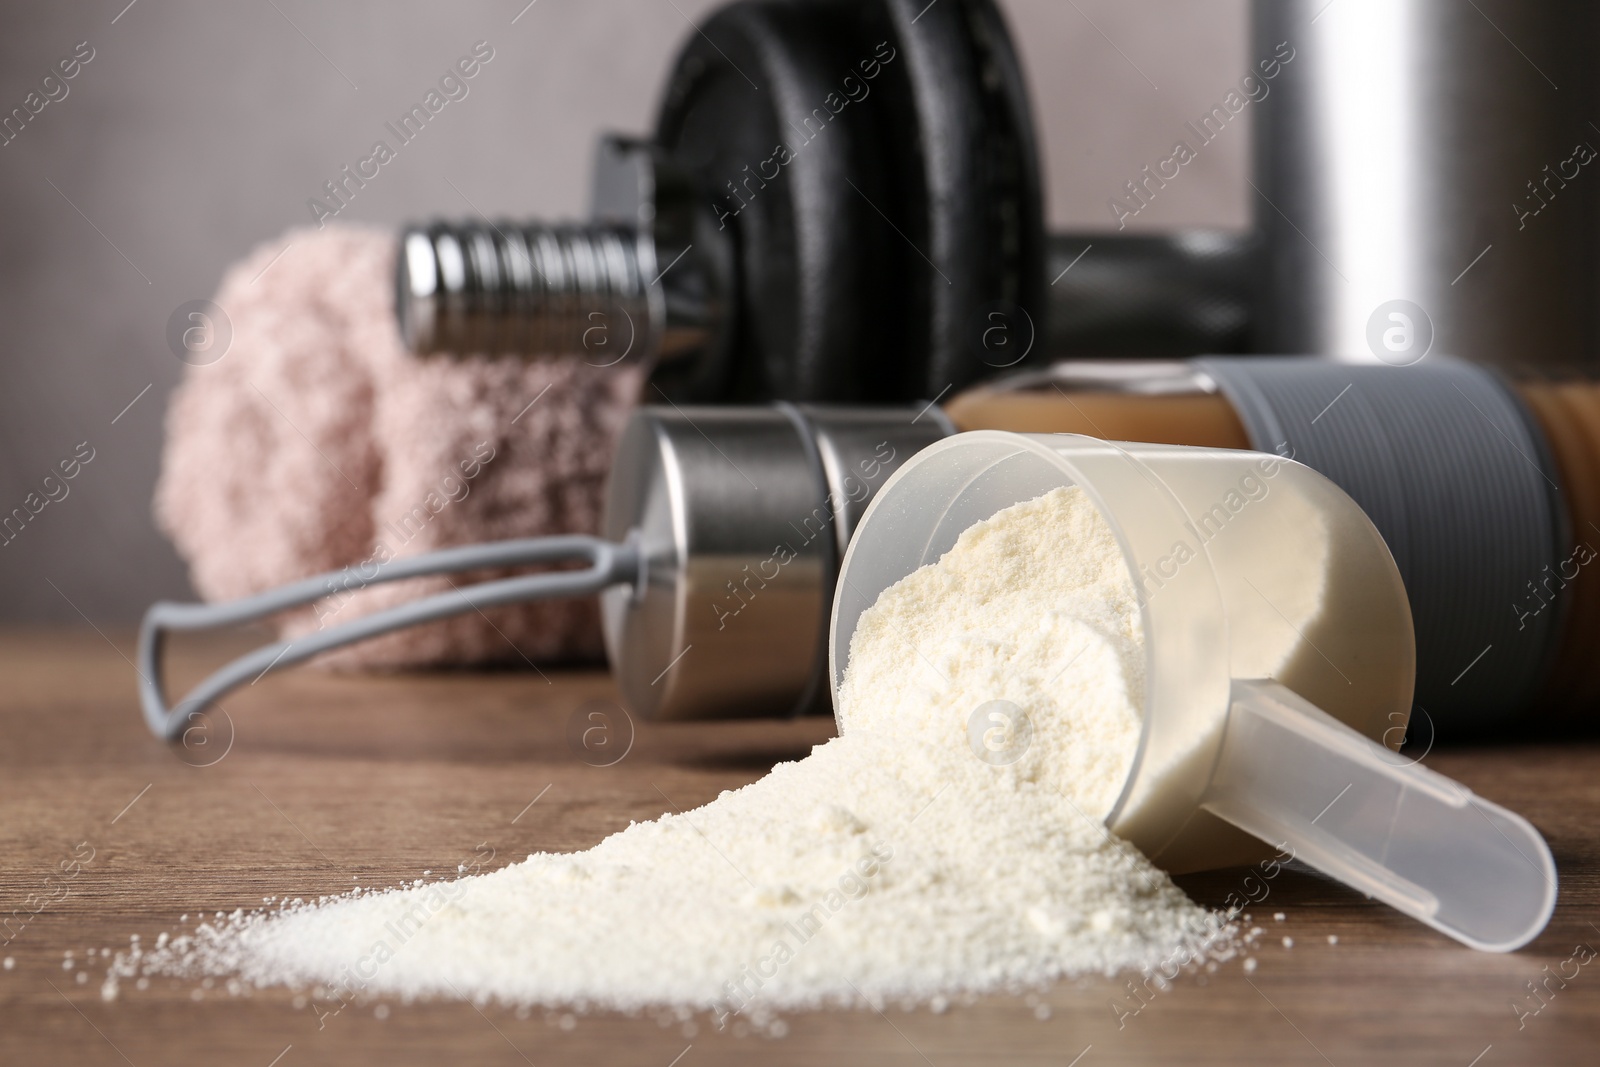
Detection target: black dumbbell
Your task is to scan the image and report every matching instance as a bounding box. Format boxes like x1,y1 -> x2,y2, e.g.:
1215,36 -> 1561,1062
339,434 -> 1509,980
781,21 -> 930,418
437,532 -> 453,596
396,0 -> 1250,402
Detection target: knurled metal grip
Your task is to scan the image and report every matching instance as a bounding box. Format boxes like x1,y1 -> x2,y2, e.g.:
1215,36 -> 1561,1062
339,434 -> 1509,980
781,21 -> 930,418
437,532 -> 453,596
398,221 -> 658,360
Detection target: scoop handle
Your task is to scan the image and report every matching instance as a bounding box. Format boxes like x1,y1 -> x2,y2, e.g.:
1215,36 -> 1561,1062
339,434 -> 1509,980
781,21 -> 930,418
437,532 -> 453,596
1199,679 -> 1556,952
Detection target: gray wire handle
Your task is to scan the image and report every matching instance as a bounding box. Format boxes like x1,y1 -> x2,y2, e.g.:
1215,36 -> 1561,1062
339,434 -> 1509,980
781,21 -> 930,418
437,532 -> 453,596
138,534 -> 642,742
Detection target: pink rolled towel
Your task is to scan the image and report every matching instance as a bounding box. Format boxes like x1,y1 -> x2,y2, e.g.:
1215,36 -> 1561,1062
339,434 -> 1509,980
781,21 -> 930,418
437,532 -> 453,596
156,224 -> 644,668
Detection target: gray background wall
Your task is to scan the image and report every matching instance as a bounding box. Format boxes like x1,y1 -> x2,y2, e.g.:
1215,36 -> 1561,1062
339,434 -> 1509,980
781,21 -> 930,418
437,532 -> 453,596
0,0 -> 1246,624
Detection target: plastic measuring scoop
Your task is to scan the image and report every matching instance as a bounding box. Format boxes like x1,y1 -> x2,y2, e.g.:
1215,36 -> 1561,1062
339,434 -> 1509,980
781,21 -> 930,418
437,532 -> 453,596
828,432 -> 1556,952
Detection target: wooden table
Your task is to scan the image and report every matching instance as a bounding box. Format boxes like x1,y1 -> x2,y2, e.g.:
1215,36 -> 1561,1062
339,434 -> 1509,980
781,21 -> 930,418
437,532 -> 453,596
2,629 -> 1597,1065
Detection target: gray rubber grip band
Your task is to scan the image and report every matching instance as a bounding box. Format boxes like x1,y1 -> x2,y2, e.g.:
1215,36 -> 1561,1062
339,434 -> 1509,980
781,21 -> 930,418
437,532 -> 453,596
1197,356 -> 1567,734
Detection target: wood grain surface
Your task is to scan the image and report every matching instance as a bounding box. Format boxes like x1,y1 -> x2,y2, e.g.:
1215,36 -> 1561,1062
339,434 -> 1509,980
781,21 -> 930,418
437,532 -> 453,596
1,628 -> 1597,1066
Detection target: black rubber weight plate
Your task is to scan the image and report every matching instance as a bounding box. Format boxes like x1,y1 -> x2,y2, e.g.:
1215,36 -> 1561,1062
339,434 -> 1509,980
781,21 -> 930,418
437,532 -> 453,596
867,0 -> 1046,397
655,0 -> 1044,403
655,1 -> 895,402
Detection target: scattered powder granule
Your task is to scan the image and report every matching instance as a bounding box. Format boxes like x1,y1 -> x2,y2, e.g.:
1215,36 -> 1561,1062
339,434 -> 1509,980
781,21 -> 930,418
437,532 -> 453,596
102,487 -> 1237,1019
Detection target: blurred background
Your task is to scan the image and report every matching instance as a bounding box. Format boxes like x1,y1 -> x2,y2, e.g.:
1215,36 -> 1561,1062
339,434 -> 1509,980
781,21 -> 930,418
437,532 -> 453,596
0,0 -> 1245,623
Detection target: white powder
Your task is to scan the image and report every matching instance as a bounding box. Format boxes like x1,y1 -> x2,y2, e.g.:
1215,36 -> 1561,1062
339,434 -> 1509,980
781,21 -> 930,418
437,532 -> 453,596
103,487 -> 1230,1019
836,485 -> 1147,820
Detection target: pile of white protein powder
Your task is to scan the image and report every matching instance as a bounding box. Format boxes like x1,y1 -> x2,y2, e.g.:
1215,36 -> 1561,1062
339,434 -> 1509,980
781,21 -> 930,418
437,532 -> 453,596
102,487 -> 1241,1025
